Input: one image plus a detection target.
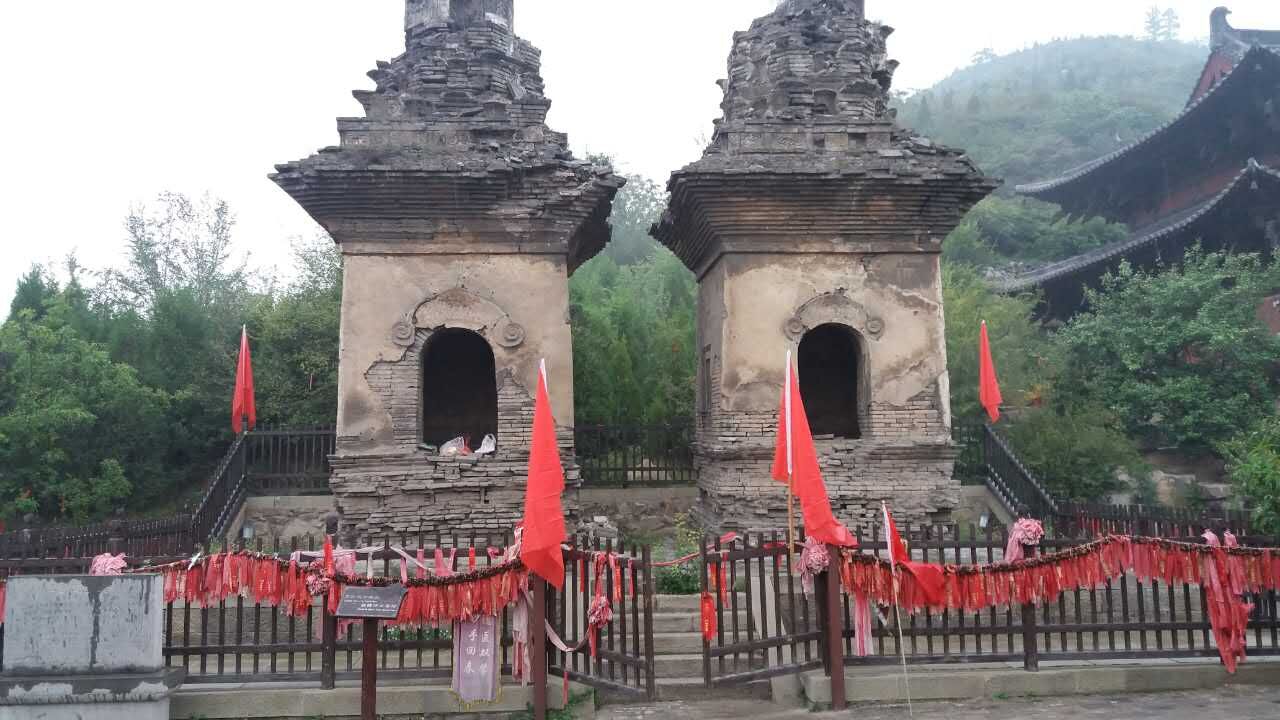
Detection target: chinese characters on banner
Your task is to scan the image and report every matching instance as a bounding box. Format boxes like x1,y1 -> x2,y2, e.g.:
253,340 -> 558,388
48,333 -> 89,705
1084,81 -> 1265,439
452,615 -> 500,704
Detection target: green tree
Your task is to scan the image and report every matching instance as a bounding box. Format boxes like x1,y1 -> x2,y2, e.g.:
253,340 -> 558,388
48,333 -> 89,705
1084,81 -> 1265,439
248,235 -> 342,428
1056,251 -> 1280,452
0,308 -> 168,520
941,264 -> 1049,420
1144,6 -> 1165,41
1222,416 -> 1280,535
8,266 -> 57,322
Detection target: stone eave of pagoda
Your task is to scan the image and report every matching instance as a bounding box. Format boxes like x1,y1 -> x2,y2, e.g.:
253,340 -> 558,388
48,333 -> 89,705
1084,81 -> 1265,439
654,137 -> 996,277
270,0 -> 621,273
998,159 -> 1280,315
651,0 -> 997,277
1015,45 -> 1280,226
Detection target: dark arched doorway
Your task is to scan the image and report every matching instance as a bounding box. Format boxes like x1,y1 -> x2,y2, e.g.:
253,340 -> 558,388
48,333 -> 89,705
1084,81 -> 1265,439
797,323 -> 862,439
421,328 -> 498,449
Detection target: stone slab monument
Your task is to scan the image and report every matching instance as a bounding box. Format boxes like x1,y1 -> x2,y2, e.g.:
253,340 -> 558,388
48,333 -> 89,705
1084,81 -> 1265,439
0,575 -> 182,720
273,1 -> 620,536
653,0 -> 998,531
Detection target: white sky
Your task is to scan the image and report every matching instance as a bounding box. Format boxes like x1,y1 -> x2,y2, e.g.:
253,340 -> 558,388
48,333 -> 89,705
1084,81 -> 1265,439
2,1 -> 1278,305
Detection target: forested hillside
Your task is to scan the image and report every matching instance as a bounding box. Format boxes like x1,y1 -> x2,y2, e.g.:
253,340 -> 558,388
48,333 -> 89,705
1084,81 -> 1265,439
897,37 -> 1207,189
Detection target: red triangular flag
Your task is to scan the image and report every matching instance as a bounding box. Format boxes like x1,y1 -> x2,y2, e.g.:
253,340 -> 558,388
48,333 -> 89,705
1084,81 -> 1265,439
232,326 -> 256,433
520,361 -> 567,589
770,355 -> 857,547
979,321 -> 1003,423
882,502 -> 908,569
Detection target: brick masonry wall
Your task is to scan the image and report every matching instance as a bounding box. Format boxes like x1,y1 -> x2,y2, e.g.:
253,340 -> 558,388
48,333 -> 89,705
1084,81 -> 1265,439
333,361 -> 580,536
694,382 -> 958,531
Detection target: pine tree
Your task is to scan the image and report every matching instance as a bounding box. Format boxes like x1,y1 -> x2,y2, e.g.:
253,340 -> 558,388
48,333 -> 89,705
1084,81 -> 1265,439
1144,6 -> 1164,41
1161,9 -> 1181,42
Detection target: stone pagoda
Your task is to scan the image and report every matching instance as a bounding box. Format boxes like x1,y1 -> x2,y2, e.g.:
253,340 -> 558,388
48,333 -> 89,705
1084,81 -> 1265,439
653,0 -> 997,531
272,0 -> 621,536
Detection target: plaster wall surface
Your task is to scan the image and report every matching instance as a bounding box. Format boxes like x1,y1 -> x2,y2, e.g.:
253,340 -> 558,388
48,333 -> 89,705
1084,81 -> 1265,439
337,251 -> 573,455
694,252 -> 957,530
4,575 -> 163,676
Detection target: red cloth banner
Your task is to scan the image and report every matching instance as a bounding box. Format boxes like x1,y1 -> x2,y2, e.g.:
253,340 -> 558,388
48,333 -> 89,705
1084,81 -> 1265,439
231,326 -> 257,433
979,320 -> 1003,423
769,357 -> 857,547
519,361 -> 567,590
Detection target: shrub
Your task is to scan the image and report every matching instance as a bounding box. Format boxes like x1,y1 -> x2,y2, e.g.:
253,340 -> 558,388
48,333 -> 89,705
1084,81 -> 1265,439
1221,416 -> 1280,535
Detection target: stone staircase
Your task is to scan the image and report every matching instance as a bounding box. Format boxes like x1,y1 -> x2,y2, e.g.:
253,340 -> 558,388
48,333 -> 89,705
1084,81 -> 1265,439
647,594 -> 771,701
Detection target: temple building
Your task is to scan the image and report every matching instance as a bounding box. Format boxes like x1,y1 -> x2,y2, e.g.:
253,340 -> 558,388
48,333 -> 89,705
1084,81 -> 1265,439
1006,7 -> 1280,319
272,0 -> 621,536
653,0 -> 997,530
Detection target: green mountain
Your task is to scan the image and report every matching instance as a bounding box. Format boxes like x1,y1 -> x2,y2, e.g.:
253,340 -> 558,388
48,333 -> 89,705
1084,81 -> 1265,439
897,37 -> 1208,190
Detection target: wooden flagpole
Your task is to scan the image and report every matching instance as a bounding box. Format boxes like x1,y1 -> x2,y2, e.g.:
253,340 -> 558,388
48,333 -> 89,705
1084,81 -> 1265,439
883,502 -> 914,718
785,351 -> 796,558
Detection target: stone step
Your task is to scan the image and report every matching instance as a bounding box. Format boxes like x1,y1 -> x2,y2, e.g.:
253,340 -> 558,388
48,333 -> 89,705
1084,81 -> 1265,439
653,653 -> 766,679
652,610 -> 749,633
655,593 -> 751,612
654,678 -> 772,702
652,632 -> 705,655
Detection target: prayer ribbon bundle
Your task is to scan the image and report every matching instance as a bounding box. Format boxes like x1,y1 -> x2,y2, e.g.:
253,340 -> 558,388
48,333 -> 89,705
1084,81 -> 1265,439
839,535 -> 1280,612
145,551 -> 314,617
330,559 -> 529,626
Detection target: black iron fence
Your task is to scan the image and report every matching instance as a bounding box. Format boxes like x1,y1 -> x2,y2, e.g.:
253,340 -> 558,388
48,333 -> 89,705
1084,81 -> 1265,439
574,424 -> 696,488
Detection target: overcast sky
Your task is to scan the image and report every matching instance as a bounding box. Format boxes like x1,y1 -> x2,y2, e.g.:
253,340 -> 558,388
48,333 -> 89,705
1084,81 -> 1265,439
2,1 -> 1278,306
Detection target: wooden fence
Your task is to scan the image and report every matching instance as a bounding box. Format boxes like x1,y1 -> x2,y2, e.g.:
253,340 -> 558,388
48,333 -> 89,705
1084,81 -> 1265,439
0,533 -> 656,698
699,522 -> 1280,701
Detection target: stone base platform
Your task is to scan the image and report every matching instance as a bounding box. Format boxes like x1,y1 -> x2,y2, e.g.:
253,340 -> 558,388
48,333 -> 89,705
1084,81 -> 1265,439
0,668 -> 184,720
171,678 -> 595,719
800,658 -> 1280,705
694,439 -> 959,532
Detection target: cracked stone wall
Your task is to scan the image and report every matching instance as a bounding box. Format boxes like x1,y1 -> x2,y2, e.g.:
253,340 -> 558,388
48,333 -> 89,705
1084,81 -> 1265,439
693,252 -> 956,531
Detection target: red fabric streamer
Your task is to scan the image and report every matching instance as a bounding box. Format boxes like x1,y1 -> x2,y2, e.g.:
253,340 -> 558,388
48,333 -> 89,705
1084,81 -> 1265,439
700,591 -> 717,642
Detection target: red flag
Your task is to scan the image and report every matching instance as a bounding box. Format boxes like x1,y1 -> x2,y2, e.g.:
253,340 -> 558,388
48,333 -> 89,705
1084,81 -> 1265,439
770,355 -> 857,547
520,361 -> 567,589
979,321 -> 1003,423
883,502 -> 945,607
232,326 -> 256,433
882,502 -> 908,568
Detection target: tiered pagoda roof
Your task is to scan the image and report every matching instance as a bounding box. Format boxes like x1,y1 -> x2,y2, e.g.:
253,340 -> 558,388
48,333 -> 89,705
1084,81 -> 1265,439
653,0 -> 997,276
1007,8 -> 1280,317
272,0 -> 621,272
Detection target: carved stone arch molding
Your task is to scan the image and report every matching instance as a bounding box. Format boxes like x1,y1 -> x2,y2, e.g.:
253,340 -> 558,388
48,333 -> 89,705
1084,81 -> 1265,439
782,291 -> 885,342
368,286 -> 529,450
390,287 -> 525,352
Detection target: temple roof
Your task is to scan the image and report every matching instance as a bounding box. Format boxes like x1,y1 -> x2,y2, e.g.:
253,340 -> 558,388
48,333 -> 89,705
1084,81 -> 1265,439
998,160 -> 1280,314
1015,45 -> 1280,213
653,0 -> 996,273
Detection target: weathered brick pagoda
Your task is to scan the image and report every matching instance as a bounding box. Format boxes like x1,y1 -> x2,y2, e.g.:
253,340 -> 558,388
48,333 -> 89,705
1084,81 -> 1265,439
653,0 -> 997,530
1008,7 -> 1280,319
272,0 -> 621,535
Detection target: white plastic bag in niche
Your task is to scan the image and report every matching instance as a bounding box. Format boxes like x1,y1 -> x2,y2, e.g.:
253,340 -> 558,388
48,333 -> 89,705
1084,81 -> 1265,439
440,436 -> 471,456
476,434 -> 496,455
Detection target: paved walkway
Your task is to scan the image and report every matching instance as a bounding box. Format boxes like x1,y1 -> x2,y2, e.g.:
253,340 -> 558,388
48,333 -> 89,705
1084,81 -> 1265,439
598,687 -> 1280,720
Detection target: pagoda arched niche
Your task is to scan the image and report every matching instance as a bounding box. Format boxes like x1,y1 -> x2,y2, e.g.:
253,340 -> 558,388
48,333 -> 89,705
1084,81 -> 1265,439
380,287 -> 528,449
783,292 -> 880,440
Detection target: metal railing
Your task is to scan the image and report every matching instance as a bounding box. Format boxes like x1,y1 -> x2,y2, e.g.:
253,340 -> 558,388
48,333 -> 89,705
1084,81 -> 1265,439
574,424 -> 696,488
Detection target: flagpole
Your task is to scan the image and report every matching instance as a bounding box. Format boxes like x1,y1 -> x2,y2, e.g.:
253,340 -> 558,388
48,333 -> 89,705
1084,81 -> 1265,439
883,502 -> 914,718
785,352 -> 796,558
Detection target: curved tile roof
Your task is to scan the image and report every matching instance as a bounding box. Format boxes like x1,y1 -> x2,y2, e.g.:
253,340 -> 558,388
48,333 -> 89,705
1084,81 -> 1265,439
999,159 -> 1280,292
1015,45 -> 1279,197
